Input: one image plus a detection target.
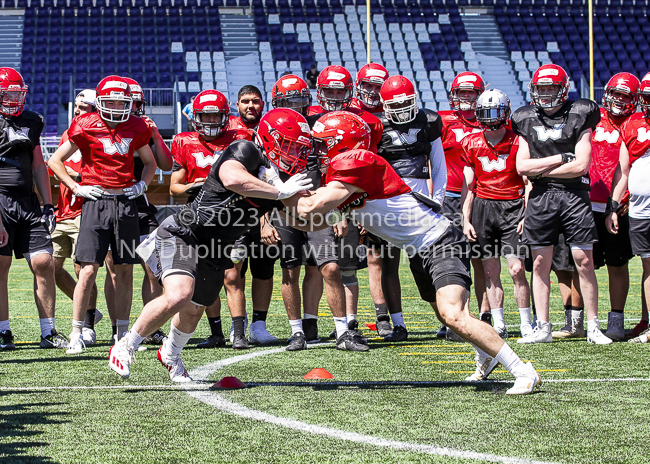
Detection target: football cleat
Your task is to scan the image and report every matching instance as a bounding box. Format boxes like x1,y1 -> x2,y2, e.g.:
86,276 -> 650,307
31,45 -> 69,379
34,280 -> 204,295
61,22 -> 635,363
506,362 -> 541,395
384,325 -> 408,342
465,352 -> 499,381
196,334 -> 226,348
517,321 -> 553,344
249,321 -> 278,345
108,338 -> 135,378
141,329 -> 167,345
232,334 -> 250,350
41,329 -> 69,349
587,321 -> 613,345
230,316 -> 248,343
628,327 -> 650,343
336,331 -> 370,352
157,347 -> 192,383
286,332 -> 307,351
329,328 -> 337,339
376,315 -> 393,337
552,310 -> 584,339
81,328 -> 96,345
604,312 -> 625,341
302,319 -> 320,344
520,323 -> 534,338
66,332 -> 86,354
0,329 -> 15,350
479,312 -> 493,326
436,325 -> 447,339
495,326 -> 509,340
626,320 -> 648,339
445,327 -> 465,343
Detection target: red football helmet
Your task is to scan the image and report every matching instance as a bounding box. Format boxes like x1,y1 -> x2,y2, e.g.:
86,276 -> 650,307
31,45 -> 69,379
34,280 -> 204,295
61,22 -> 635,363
529,64 -> 570,109
380,75 -> 418,124
192,89 -> 230,137
95,75 -> 133,123
256,108 -> 313,175
317,65 -> 353,111
271,74 -> 312,114
0,67 -> 28,117
639,73 -> 650,118
311,111 -> 371,171
449,71 -> 485,111
123,77 -> 145,116
355,63 -> 389,110
603,72 -> 639,117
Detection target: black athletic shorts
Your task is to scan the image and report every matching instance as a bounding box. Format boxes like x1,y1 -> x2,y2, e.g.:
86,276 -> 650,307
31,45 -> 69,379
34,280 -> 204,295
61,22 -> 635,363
271,212 -> 338,270
136,195 -> 159,239
75,195 -> 141,266
441,194 -> 462,227
338,222 -> 368,271
0,192 -> 52,260
593,211 -> 633,268
629,217 -> 650,257
409,224 -> 472,303
522,187 -> 597,246
232,226 -> 278,280
139,216 -> 227,306
472,197 -> 525,259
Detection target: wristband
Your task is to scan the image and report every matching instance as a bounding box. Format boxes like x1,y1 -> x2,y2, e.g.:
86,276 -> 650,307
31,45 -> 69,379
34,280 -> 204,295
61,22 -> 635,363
605,197 -> 620,215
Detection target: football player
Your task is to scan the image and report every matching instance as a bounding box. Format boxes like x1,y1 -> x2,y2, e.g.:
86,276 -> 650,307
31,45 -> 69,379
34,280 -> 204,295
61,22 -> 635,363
228,85 -> 264,131
369,75 -> 447,341
349,63 -> 388,114
513,64 -> 611,344
460,89 -> 532,341
292,111 -> 541,394
0,67 -> 62,350
438,72 -> 490,339
108,108 -> 314,381
607,72 -> 650,344
49,75 -> 157,354
48,90 -> 101,345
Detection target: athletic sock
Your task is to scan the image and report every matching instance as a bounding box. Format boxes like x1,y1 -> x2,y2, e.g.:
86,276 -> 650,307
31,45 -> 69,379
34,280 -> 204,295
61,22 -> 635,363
492,308 -> 505,329
333,317 -> 348,339
163,321 -> 193,360
304,313 -> 318,320
347,314 -> 357,324
112,325 -> 117,338
587,318 -> 600,332
40,318 -> 54,338
83,309 -> 96,329
374,303 -> 388,318
611,309 -> 624,314
390,312 -> 405,328
116,320 -> 129,341
0,319 -> 10,332
289,319 -> 303,335
571,306 -> 583,318
207,317 -> 223,337
124,330 -> 145,351
71,320 -> 83,335
252,310 -> 268,323
519,307 -> 532,326
232,316 -> 245,338
495,343 -> 528,378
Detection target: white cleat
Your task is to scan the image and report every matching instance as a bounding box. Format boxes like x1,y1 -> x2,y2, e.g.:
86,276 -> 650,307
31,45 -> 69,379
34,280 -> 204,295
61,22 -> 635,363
465,352 -> 499,381
587,321 -> 613,345
604,312 -> 625,341
517,321 -> 552,344
82,327 -> 97,345
495,325 -> 509,340
248,321 -> 278,345
628,327 -> 650,343
157,347 -> 192,383
109,338 -> 135,378
520,323 -> 534,338
230,316 -> 249,343
506,362 -> 541,395
66,332 -> 87,355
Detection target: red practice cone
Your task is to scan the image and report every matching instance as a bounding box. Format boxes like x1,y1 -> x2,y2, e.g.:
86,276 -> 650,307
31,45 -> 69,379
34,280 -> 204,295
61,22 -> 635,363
365,323 -> 377,331
303,368 -> 334,380
211,376 -> 247,389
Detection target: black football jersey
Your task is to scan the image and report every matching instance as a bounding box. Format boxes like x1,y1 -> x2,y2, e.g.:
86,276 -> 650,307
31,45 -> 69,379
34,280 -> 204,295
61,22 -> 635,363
0,110 -> 44,195
510,99 -> 600,189
175,139 -> 282,246
377,109 -> 443,179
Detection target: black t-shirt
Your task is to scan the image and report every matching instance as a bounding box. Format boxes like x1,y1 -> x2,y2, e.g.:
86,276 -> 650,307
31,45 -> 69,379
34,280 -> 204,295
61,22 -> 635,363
0,110 -> 44,195
511,99 -> 600,190
175,139 -> 282,246
306,69 -> 318,87
376,109 -> 443,179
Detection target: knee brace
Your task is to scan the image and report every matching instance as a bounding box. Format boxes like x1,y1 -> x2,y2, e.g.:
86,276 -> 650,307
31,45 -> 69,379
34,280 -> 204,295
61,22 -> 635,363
340,270 -> 358,288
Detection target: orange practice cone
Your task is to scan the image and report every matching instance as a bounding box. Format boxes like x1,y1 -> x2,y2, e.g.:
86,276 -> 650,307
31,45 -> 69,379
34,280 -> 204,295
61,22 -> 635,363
211,376 -> 247,389
365,323 -> 377,331
303,368 -> 334,379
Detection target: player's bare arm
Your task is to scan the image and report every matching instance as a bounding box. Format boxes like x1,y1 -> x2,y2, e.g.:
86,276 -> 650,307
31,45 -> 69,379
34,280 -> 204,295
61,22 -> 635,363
48,140 -> 81,191
461,165 -> 477,241
169,168 -> 205,197
606,142 -> 631,234
142,115 -> 173,171
515,135 -> 563,176
295,181 -> 361,217
541,128 -> 593,178
31,145 -> 53,205
136,144 -> 157,187
221,159 -> 311,200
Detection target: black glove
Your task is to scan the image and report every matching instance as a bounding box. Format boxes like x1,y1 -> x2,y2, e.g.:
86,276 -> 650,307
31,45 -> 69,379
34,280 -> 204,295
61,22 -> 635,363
41,204 -> 56,234
561,152 -> 576,164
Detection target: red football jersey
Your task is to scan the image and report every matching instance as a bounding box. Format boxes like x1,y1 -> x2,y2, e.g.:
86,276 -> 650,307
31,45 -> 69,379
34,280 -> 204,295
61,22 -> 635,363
325,149 -> 411,206
439,110 -> 482,193
228,115 -> 257,132
67,113 -> 152,189
307,105 -> 383,152
53,130 -> 83,222
349,97 -> 384,115
460,129 -> 523,200
171,129 -> 252,183
620,112 -> 650,165
590,107 -> 631,204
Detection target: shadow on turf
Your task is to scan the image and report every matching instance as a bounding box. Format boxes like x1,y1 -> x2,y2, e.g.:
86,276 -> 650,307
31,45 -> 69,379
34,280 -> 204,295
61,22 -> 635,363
0,402 -> 69,463
0,355 -> 106,364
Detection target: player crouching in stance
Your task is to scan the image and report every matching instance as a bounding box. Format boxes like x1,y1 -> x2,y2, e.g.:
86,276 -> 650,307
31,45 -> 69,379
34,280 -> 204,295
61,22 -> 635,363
295,111 -> 541,394
108,108 -> 314,382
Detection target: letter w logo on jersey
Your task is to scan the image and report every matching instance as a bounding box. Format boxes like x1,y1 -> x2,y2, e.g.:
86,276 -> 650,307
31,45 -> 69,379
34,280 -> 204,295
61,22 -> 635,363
477,154 -> 509,172
451,128 -> 481,142
99,137 -> 133,156
593,127 -> 619,144
7,126 -> 30,141
637,127 -> 650,143
192,150 -> 222,168
533,125 -> 564,142
388,128 -> 421,146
